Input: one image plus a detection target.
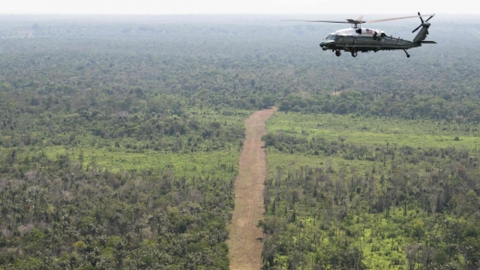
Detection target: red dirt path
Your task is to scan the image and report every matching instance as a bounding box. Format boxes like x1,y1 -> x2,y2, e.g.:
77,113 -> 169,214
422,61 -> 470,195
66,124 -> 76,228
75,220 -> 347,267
227,107 -> 277,270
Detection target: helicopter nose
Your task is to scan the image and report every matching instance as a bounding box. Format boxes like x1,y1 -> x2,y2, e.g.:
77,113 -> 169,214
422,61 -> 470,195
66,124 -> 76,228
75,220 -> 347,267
320,40 -> 335,50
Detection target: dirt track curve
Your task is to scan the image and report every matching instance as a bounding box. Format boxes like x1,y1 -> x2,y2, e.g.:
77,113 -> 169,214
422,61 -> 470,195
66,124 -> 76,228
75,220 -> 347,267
227,107 -> 277,270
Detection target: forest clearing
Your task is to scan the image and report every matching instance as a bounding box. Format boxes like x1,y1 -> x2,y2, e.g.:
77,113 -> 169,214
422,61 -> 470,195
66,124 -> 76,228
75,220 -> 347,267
228,108 -> 276,270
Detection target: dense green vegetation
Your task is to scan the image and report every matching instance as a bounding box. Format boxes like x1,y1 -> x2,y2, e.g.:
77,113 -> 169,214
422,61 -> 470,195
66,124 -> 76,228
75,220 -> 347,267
1,14 -> 480,269
279,91 -> 480,122
0,151 -> 235,269
0,16 -> 251,269
261,112 -> 480,269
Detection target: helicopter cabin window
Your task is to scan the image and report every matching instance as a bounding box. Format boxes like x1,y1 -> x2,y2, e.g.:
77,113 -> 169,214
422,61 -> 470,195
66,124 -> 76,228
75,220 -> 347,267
343,36 -> 353,44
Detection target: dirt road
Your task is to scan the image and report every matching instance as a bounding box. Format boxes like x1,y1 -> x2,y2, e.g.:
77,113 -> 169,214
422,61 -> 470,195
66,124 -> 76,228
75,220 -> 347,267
227,107 -> 277,270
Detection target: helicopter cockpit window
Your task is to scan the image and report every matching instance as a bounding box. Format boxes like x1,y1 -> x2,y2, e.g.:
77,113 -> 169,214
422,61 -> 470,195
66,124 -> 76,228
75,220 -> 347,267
325,35 -> 338,41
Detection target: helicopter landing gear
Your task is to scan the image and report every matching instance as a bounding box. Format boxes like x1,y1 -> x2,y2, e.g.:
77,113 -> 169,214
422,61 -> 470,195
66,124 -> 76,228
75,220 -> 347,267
335,50 -> 341,57
403,49 -> 410,58
351,51 -> 358,57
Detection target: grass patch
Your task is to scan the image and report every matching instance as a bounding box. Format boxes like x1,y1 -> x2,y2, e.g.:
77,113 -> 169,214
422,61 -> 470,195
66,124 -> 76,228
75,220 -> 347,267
267,112 -> 480,149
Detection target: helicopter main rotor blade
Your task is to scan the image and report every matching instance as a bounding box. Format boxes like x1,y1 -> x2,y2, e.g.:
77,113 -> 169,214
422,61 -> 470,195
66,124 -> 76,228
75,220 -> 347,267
281,20 -> 351,24
283,13 -> 435,27
365,14 -> 434,24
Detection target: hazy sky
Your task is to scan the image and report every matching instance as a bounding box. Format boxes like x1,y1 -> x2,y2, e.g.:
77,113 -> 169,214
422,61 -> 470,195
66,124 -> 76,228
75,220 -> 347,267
1,0 -> 477,15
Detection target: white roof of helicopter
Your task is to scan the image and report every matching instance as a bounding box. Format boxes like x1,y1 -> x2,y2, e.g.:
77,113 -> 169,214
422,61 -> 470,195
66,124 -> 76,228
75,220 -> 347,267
333,28 -> 385,36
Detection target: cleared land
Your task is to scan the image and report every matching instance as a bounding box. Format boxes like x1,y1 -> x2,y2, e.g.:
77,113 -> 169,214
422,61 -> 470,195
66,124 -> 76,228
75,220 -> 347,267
228,107 -> 277,270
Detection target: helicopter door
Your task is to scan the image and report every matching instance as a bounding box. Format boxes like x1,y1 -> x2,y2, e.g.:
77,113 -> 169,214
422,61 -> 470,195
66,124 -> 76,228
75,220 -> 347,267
337,36 -> 344,45
343,36 -> 353,50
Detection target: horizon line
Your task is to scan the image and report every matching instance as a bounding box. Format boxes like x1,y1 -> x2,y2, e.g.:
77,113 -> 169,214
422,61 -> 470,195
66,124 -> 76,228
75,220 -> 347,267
1,12 -> 479,16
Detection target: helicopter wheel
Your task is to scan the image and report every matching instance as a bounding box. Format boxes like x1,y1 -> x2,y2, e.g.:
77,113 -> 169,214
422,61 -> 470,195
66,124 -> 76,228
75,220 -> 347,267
351,51 -> 358,57
335,50 -> 341,57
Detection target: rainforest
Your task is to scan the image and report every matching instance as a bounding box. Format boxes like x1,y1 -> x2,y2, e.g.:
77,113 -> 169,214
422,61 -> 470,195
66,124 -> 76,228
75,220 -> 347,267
0,14 -> 480,269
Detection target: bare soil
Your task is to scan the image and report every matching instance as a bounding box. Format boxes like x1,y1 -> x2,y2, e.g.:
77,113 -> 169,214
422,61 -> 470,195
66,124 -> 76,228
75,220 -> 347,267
227,107 -> 277,270
331,89 -> 348,96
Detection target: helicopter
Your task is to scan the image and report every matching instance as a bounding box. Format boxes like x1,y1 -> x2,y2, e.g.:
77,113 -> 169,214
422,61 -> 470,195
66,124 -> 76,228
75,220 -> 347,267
288,12 -> 436,58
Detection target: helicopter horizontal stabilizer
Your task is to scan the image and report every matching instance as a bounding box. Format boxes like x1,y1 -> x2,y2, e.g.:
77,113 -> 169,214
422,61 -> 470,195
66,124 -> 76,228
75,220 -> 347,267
420,41 -> 437,44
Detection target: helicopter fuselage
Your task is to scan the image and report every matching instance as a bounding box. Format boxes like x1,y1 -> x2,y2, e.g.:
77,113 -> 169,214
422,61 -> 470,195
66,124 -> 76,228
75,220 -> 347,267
320,27 -> 420,57
287,12 -> 436,58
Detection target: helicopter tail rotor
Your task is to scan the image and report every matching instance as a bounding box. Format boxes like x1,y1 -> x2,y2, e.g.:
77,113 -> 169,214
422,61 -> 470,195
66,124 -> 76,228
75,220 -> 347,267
412,12 -> 435,43
412,12 -> 435,33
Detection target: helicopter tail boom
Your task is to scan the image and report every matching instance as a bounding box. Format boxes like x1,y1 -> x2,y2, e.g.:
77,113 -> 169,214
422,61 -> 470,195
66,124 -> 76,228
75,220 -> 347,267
412,12 -> 435,44
413,22 -> 432,43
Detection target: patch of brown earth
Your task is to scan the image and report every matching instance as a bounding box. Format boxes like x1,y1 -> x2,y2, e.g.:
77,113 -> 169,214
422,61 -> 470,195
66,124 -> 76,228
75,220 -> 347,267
227,107 -> 277,270
331,89 -> 348,96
